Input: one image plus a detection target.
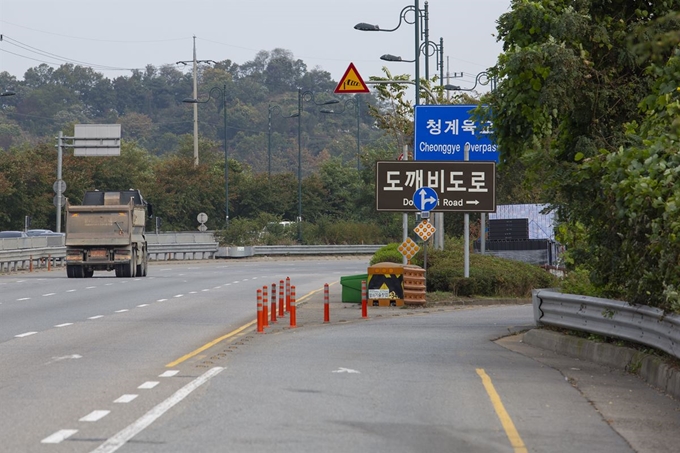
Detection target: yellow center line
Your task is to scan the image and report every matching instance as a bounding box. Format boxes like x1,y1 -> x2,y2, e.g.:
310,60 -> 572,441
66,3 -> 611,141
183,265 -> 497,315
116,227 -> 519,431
476,368 -> 528,453
166,320 -> 256,368
166,284 -> 332,367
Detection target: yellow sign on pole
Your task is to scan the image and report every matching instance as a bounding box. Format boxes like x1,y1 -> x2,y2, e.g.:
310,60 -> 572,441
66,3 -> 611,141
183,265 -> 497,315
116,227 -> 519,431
398,237 -> 420,263
334,62 -> 370,94
414,219 -> 436,242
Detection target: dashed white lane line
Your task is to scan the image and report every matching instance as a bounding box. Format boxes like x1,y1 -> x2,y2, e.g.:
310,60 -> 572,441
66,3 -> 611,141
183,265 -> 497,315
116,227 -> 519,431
80,410 -> 110,422
173,294 -> 183,298
115,309 -> 129,313
17,297 -> 30,301
201,289 -> 209,292
15,332 -> 37,338
157,299 -> 167,302
41,429 -> 78,444
189,291 -> 197,294
91,367 -> 224,453
159,370 -> 179,377
114,394 -> 138,403
55,323 -> 73,328
105,283 -> 113,286
89,315 -> 104,320
42,293 -> 56,297
67,289 -> 76,293
137,304 -> 149,308
86,286 -> 96,289
138,381 -> 159,389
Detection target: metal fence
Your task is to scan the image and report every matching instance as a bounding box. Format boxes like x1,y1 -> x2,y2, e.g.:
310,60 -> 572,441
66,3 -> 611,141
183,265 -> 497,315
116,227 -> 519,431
533,289 -> 680,360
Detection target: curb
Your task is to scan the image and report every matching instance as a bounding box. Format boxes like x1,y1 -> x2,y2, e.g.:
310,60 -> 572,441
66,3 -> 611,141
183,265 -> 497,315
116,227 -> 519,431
523,329 -> 680,401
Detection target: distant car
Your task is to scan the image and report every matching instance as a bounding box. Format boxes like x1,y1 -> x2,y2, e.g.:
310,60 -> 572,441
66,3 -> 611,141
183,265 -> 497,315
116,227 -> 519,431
0,231 -> 28,238
26,229 -> 54,236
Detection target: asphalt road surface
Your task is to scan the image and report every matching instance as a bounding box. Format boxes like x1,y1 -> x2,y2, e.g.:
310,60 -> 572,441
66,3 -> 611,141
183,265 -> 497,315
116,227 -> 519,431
1,258 -> 678,453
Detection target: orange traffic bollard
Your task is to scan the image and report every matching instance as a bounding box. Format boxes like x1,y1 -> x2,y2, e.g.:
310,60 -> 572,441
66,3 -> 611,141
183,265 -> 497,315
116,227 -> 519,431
285,277 -> 291,312
257,288 -> 263,333
290,286 -> 297,328
323,283 -> 330,323
29,255 -> 33,272
271,283 -> 277,323
361,280 -> 368,318
263,286 -> 269,328
278,280 -> 285,317
48,255 -> 52,271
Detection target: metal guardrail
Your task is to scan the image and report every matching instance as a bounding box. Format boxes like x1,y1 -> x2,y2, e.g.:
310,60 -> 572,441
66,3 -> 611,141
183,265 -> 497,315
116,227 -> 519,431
533,289 -> 680,359
253,244 -> 383,256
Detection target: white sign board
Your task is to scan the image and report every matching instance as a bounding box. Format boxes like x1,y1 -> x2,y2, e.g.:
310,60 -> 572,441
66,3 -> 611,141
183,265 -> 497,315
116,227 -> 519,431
74,124 -> 121,156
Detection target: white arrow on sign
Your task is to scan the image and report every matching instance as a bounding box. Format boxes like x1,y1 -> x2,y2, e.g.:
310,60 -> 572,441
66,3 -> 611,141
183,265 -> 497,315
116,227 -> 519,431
465,200 -> 480,205
419,188 -> 436,211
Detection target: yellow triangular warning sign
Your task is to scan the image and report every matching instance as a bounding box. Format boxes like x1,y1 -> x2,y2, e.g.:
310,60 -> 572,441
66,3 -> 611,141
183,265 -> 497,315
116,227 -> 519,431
334,62 -> 370,94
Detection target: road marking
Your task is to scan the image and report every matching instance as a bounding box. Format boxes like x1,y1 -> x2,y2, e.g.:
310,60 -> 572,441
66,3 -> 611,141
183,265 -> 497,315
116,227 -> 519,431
137,304 -> 149,308
80,410 -> 110,422
43,293 -> 56,297
89,315 -> 104,320
17,297 -> 30,301
157,299 -> 167,302
115,309 -> 129,313
159,370 -> 179,377
15,331 -> 38,338
476,368 -> 528,453
41,429 -> 78,444
47,354 -> 82,365
90,367 -> 224,453
189,291 -> 197,294
86,286 -> 96,289
105,283 -> 113,286
114,394 -> 138,403
55,323 -> 73,328
332,367 -> 361,374
173,294 -> 183,298
166,320 -> 256,367
138,381 -> 159,389
67,289 -> 77,292
201,289 -> 209,292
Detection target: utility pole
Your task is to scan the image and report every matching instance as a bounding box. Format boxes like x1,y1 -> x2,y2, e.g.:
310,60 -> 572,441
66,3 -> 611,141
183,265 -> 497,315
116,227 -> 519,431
177,36 -> 215,167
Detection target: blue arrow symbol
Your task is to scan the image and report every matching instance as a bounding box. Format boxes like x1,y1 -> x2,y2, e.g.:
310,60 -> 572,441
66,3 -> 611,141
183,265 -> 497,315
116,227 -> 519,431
419,188 -> 436,210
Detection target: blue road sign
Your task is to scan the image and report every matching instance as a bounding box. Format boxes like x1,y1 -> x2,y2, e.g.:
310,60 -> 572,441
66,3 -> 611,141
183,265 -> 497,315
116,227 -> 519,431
412,187 -> 439,212
414,105 -> 499,162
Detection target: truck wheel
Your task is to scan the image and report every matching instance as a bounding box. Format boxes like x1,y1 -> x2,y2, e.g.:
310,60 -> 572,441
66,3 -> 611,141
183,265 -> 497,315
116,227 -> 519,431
115,265 -> 124,278
130,249 -> 137,278
84,268 -> 94,278
137,249 -> 148,277
67,265 -> 84,278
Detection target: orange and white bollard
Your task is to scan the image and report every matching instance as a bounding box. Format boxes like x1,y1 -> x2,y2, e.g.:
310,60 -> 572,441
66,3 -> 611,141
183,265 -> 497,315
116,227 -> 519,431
48,254 -> 52,271
361,280 -> 368,319
257,288 -> 263,333
290,285 -> 297,328
323,283 -> 330,323
29,256 -> 33,272
271,283 -> 277,323
285,277 -> 291,312
263,286 -> 269,328
278,280 -> 285,317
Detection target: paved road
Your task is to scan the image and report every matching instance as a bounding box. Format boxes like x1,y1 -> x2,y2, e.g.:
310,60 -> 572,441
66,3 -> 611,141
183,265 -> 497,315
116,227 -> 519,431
1,259 -> 679,453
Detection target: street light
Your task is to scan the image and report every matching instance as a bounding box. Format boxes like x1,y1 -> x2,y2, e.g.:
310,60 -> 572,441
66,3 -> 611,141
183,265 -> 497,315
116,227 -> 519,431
355,1 -> 424,105
183,84 -> 229,226
444,71 -> 496,92
268,103 -> 297,179
319,95 -> 362,170
295,88 -> 339,243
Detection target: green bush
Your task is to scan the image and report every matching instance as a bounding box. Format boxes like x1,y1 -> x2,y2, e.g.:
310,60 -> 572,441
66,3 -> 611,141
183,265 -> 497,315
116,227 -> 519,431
369,243 -> 403,265
559,267 -> 602,297
424,237 -> 558,298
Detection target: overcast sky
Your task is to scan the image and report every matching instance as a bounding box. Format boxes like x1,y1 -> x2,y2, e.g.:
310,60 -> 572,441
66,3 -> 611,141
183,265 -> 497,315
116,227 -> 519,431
0,0 -> 510,92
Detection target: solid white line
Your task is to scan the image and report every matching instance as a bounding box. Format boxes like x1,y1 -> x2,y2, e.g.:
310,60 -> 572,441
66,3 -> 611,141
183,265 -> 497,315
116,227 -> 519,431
17,297 -> 30,301
138,381 -> 159,389
41,429 -> 78,444
55,323 -> 73,328
89,315 -> 104,320
159,370 -> 179,377
90,367 -> 224,453
15,332 -> 38,338
115,309 -> 129,313
114,394 -> 138,403
80,410 -> 110,422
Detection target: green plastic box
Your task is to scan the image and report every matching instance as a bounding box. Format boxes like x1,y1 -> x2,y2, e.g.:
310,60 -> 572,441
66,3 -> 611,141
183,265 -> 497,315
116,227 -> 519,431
340,273 -> 368,303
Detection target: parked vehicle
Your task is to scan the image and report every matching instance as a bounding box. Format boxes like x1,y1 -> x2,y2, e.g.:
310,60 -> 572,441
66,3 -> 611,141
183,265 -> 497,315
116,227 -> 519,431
0,231 -> 28,238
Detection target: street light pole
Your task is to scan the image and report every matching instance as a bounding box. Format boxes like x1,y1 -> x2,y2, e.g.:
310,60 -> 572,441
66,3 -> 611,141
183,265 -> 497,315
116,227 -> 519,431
295,89 -> 339,243
183,84 -> 229,226
319,95 -> 361,170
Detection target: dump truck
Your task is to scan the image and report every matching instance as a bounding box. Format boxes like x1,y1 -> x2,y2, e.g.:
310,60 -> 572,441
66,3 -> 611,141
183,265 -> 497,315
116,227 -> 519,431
64,190 -> 152,278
